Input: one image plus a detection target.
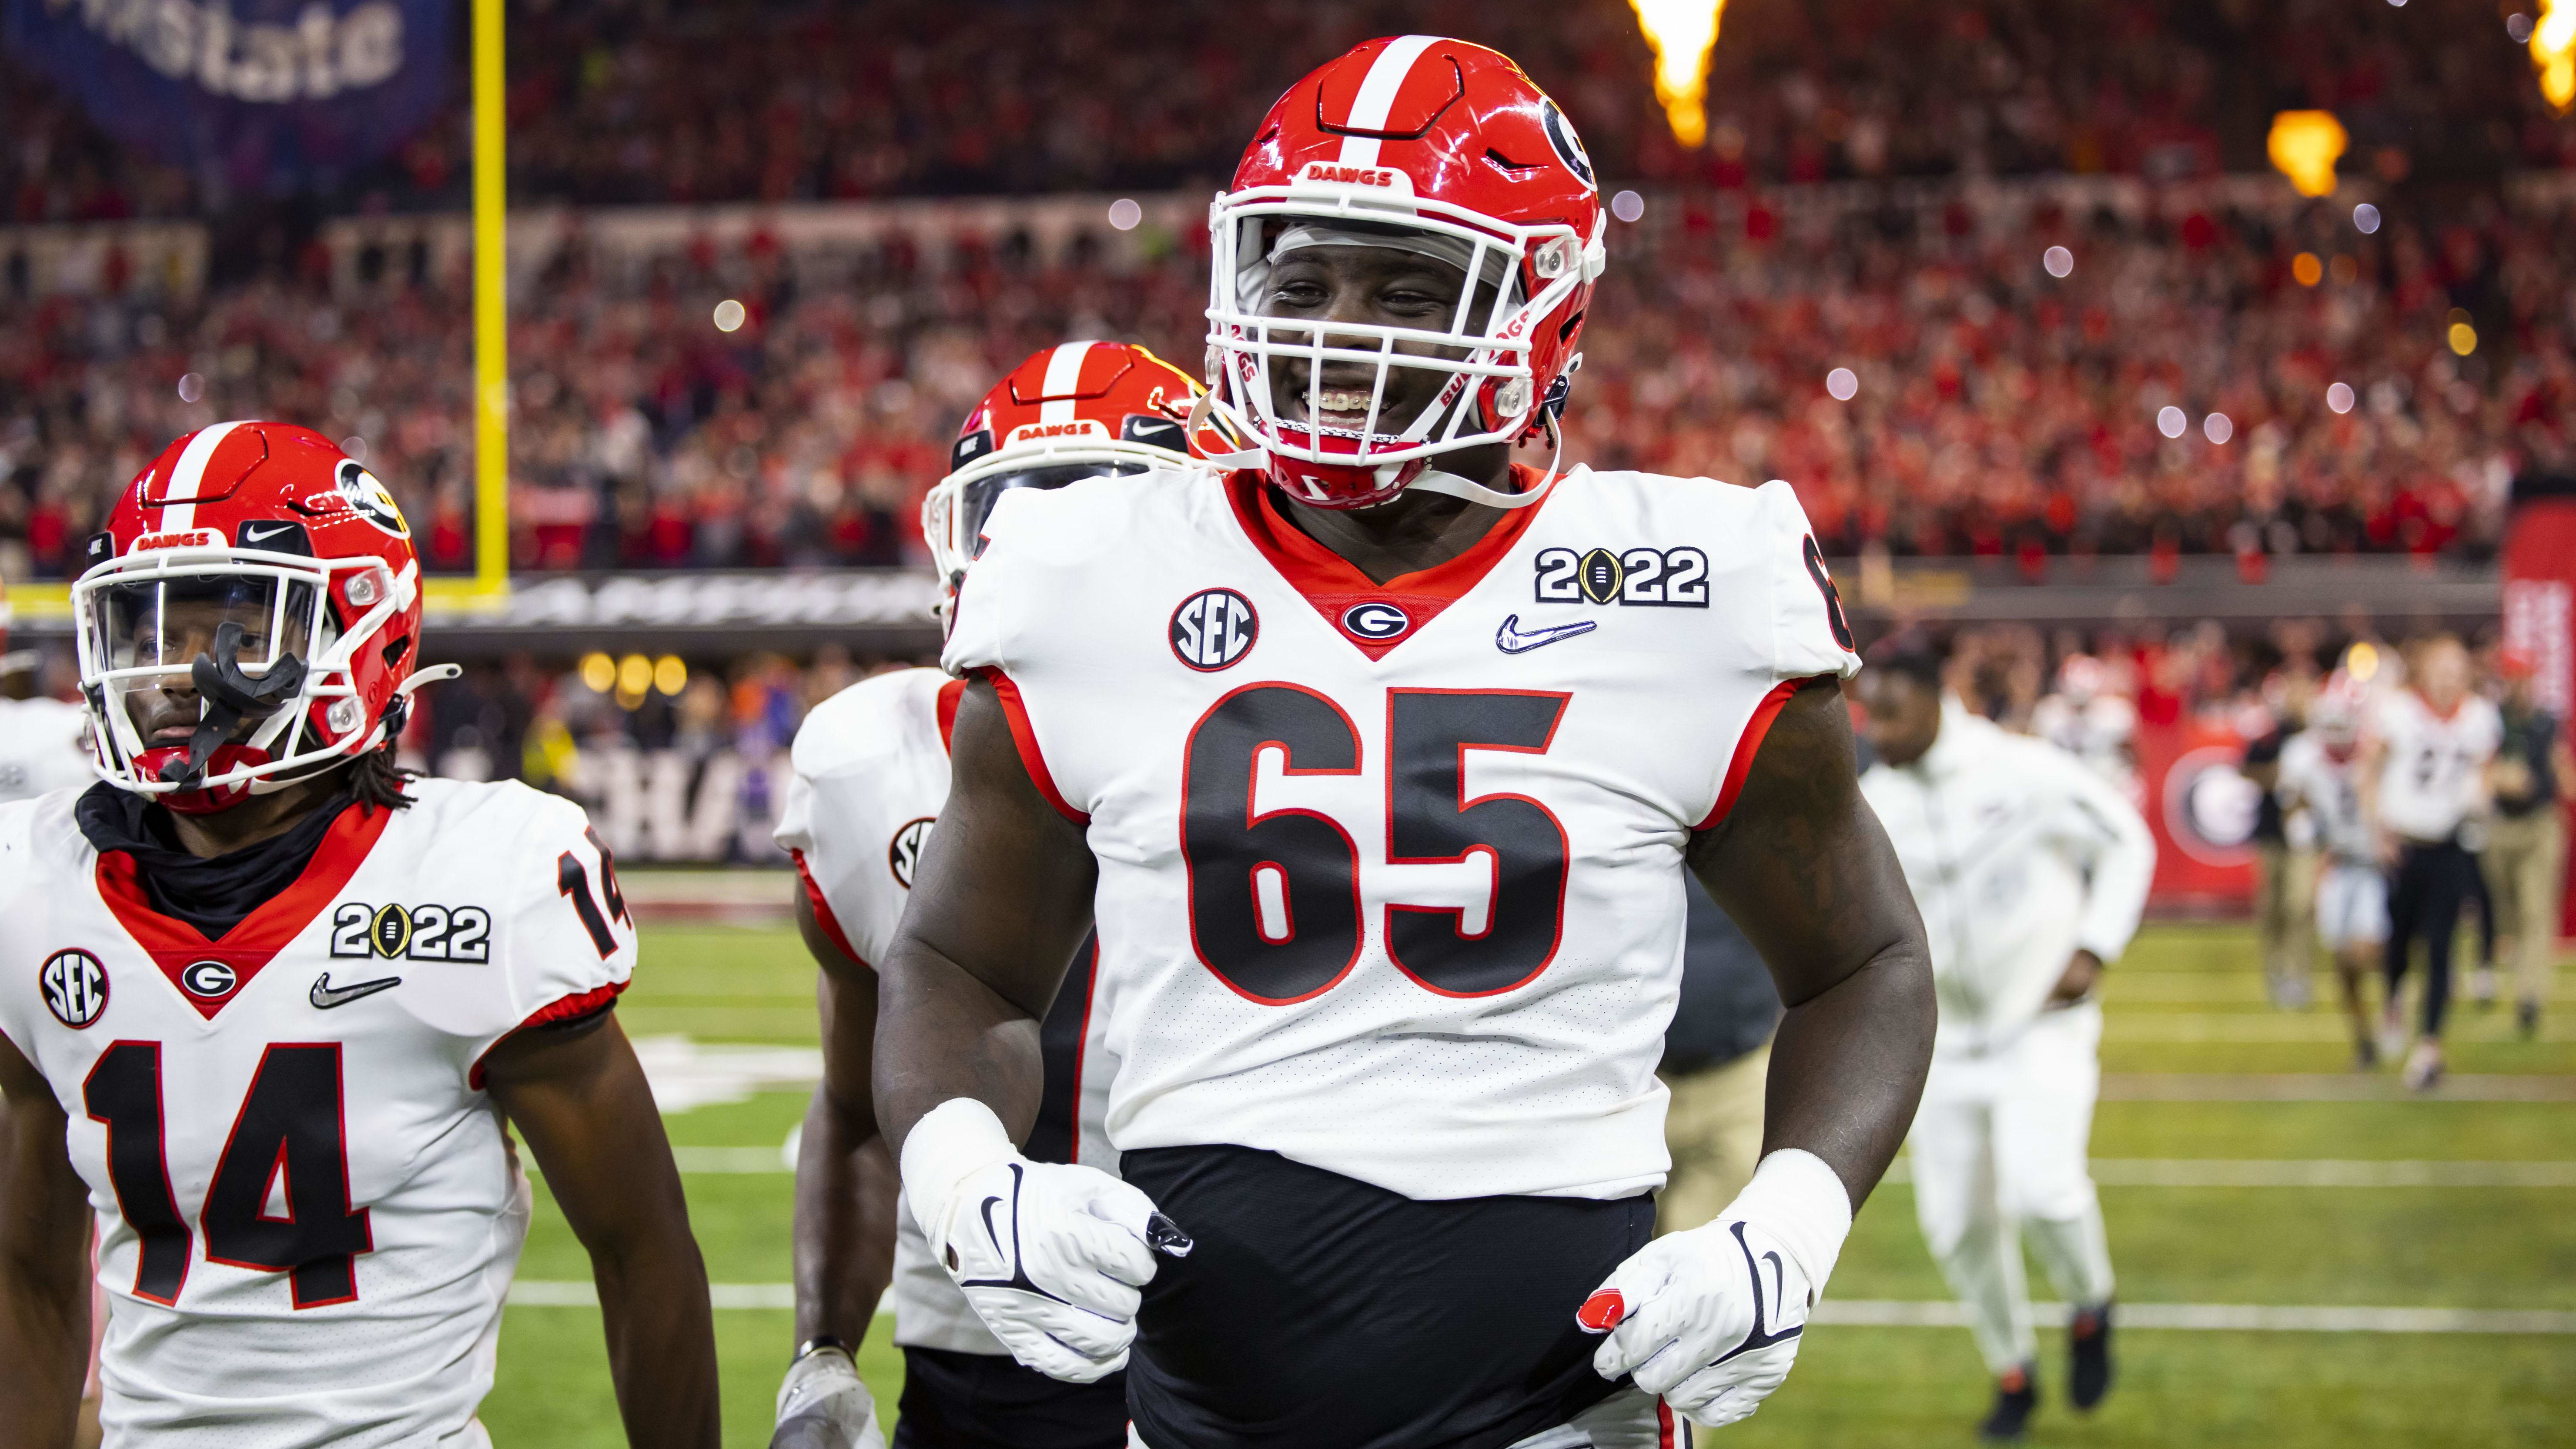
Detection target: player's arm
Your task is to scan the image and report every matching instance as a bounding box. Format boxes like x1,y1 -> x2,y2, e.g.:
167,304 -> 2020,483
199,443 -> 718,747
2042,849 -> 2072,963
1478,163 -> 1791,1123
0,1029 -> 89,1449
483,1014 -> 720,1449
2355,735 -> 2392,862
772,888 -> 897,1449
1587,677 -> 1934,1428
1689,676 -> 1934,1203
2041,746 -> 2156,1001
872,677 -> 1167,1385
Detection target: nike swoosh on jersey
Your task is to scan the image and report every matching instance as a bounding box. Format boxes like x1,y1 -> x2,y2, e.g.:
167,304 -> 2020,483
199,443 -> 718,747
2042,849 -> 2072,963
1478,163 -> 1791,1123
1495,613 -> 1598,654
310,972 -> 402,1009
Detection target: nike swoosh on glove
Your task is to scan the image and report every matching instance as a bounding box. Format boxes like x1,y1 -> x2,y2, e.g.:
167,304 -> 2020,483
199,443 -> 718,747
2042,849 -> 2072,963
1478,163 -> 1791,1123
900,1098 -> 1191,1384
1579,1149 -> 1852,1429
770,1345 -> 887,1449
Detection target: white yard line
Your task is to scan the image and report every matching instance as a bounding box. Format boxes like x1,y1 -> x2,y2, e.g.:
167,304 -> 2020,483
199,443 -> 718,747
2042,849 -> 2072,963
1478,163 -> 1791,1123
500,1282 -> 2576,1334
1816,1300 -> 2576,1334
1879,1158 -> 2576,1188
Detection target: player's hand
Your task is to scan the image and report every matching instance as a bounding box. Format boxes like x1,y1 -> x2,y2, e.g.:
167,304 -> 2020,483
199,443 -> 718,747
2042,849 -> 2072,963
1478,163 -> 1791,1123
901,1098 -> 1190,1384
771,1345 -> 887,1449
2048,949 -> 2103,1005
1579,1150 -> 1851,1429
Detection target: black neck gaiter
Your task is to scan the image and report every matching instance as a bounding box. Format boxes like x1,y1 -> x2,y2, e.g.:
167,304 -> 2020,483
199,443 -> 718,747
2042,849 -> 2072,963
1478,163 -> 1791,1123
75,782 -> 359,940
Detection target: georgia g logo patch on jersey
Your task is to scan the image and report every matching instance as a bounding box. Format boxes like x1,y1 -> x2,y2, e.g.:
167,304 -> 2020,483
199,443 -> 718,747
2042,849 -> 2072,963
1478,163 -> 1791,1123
40,949 -> 109,1028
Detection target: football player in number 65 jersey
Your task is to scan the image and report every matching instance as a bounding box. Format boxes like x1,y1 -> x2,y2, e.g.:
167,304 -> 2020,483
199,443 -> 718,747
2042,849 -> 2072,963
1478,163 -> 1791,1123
0,423 -> 719,1449
766,343 -> 1210,1449
874,37 -> 1936,1449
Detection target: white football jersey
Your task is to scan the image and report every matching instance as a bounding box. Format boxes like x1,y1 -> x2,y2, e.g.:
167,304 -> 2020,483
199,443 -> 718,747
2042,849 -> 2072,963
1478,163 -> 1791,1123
0,694 -> 94,803
2278,732 -> 2372,863
943,465 -> 1859,1202
2370,690 -> 2501,842
774,667 -> 1116,1356
0,779 -> 634,1448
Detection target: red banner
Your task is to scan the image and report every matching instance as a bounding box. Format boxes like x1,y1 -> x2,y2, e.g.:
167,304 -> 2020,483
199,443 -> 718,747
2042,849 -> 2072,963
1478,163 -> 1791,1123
2502,495 -> 2576,937
2134,719 -> 2259,908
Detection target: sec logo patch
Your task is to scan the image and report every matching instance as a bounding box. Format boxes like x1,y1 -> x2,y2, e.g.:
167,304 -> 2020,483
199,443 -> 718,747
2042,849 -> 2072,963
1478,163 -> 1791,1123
1171,589 -> 1259,671
889,817 -> 935,889
39,949 -> 108,1028
1340,601 -> 1412,641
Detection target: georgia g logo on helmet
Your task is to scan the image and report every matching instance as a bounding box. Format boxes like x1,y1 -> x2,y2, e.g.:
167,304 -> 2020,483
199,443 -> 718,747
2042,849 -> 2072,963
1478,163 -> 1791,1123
1539,97 -> 1596,191
336,460 -> 411,536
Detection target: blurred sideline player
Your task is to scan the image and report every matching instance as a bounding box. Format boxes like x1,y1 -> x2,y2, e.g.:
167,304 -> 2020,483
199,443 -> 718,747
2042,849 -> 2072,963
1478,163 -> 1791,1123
0,423 -> 719,1448
2480,649 -> 2569,1037
1857,643 -> 2154,1443
2359,635 -> 2500,1090
0,576 -> 97,804
769,343 -> 1212,1449
2277,682 -> 2387,1068
876,38 -> 1937,1449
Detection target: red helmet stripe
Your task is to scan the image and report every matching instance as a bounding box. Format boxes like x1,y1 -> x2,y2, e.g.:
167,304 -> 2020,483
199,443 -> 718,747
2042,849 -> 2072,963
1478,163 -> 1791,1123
1037,341 -> 1097,425
154,419 -> 249,532
1333,34 -> 1441,166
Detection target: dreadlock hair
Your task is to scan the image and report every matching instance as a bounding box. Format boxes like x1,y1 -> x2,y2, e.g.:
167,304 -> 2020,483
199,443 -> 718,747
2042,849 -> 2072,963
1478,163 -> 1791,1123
350,743 -> 415,814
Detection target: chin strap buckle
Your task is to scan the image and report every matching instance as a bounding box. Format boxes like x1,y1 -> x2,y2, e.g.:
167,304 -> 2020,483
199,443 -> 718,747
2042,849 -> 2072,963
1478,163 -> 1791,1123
163,621 -> 308,790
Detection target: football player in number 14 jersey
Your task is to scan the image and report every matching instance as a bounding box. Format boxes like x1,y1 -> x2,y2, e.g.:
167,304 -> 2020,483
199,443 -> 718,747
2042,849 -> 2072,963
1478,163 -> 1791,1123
767,343 -> 1212,1449
0,422 -> 719,1448
875,37 -> 1936,1449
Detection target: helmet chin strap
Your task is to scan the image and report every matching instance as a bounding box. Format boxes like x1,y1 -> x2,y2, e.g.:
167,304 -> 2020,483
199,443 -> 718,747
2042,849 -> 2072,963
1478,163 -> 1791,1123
1393,406 -> 1571,511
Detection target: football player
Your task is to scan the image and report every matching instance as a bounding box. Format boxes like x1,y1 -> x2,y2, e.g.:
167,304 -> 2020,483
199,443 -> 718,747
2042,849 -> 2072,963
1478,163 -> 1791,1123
0,423 -> 719,1448
873,37 -> 1936,1449
769,342 -> 1208,1449
0,576 -> 96,804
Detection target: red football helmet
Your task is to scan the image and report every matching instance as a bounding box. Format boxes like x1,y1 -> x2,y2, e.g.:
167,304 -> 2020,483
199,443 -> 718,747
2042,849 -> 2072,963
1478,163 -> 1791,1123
71,422 -> 452,813
921,341 -> 1227,612
1205,35 -> 1606,511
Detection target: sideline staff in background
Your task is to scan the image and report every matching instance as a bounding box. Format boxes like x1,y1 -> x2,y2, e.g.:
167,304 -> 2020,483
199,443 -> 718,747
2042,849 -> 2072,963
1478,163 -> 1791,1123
1658,880 -> 1785,1231
2482,649 -> 2569,1037
2240,703 -> 2312,1010
2361,635 -> 2500,1091
1856,643 -> 2155,1444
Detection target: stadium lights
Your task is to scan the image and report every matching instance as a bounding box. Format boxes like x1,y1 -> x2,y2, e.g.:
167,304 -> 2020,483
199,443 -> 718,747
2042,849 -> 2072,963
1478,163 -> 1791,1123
653,655 -> 688,695
2328,381 -> 2356,414
713,298 -> 747,333
2157,406 -> 2187,439
2537,0 -> 2576,112
2353,202 -> 2382,234
1611,189 -> 1646,223
1827,367 -> 1858,401
1108,198 -> 1143,231
2293,252 -> 2324,287
2267,110 -> 2346,197
2204,413 -> 2233,445
1629,0 -> 1726,147
579,652 -> 616,693
177,371 -> 206,402
2043,245 -> 2074,278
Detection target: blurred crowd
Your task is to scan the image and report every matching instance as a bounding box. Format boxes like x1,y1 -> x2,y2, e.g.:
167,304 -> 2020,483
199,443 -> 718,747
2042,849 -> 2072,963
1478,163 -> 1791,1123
7,175 -> 2570,578
6,0 -> 2568,225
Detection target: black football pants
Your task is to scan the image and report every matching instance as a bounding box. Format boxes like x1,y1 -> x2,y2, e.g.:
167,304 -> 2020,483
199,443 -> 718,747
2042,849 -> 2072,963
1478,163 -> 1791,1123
2384,838 -> 2481,1038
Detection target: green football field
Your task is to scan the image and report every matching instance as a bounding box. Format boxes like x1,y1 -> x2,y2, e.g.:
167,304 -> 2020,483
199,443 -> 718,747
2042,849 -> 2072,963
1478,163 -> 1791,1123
481,918 -> 2576,1447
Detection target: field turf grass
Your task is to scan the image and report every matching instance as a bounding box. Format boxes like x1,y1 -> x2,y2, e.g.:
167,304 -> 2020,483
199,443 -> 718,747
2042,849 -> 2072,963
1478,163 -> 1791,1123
481,921 -> 2576,1446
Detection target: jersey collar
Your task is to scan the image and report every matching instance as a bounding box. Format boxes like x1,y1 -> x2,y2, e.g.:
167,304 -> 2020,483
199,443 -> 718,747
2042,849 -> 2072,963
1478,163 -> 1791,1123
1222,466 -> 1555,662
96,802 -> 395,1021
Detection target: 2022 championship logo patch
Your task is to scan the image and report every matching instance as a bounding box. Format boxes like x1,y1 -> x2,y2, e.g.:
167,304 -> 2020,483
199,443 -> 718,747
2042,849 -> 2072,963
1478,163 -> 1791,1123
1533,546 -> 1712,607
39,949 -> 108,1028
330,901 -> 492,962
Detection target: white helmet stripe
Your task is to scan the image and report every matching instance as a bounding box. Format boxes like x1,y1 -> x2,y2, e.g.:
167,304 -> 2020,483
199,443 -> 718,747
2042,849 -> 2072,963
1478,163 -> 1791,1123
1036,341 -> 1096,425
1333,34 -> 1440,168
154,419 -> 249,534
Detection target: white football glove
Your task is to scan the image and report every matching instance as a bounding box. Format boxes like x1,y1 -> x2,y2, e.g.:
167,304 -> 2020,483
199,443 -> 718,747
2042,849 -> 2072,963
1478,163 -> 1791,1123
900,1098 -> 1190,1384
770,1344 -> 887,1449
1580,1150 -> 1852,1429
